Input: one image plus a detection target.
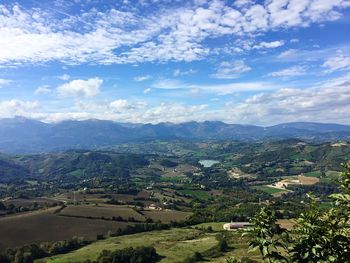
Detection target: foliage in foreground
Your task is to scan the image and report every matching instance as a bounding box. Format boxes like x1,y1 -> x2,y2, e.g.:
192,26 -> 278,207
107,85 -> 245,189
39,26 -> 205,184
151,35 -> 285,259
243,162 -> 350,262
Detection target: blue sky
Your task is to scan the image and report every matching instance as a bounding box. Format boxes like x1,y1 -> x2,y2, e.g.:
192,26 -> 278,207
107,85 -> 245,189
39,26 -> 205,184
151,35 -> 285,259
0,0 -> 350,125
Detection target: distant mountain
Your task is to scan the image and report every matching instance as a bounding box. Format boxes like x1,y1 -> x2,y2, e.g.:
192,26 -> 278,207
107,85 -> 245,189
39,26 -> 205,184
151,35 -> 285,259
0,117 -> 350,153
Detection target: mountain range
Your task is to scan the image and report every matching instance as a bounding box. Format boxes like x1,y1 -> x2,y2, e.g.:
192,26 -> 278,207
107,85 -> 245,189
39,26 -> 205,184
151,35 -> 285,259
1,117 -> 350,153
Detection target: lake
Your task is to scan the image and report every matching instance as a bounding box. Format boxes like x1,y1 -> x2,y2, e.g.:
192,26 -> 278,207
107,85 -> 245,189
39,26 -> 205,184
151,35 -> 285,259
199,160 -> 220,168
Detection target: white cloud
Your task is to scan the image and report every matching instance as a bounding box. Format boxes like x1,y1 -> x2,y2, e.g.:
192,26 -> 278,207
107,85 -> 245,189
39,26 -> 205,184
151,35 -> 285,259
221,73 -> 350,125
268,65 -> 307,78
201,82 -> 275,95
35,85 -> 52,94
173,69 -> 196,77
211,60 -> 251,79
152,79 -> 184,89
37,101 -> 208,124
143,88 -> 151,94
253,40 -> 285,49
57,77 -> 103,97
109,99 -> 130,111
58,74 -> 70,81
134,75 -> 151,81
153,78 -> 275,95
0,1 -> 349,66
234,0 -> 254,8
0,78 -> 11,88
276,46 -> 350,64
323,52 -> 350,73
139,103 -> 208,123
0,100 -> 40,118
277,49 -> 299,59
4,74 -> 350,125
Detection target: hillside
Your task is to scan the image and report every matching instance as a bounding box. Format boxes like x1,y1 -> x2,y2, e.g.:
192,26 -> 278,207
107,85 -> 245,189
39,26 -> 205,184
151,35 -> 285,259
0,151 -> 149,181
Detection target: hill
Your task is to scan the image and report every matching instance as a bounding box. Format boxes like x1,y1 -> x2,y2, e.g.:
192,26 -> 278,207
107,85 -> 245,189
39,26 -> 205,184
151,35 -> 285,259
0,151 -> 149,181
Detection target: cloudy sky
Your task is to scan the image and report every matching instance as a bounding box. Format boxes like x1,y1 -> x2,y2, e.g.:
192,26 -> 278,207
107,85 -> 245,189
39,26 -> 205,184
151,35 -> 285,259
0,0 -> 350,125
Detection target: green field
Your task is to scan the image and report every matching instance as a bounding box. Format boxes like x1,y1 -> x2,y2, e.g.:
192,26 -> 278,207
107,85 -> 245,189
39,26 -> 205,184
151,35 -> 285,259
252,185 -> 285,194
326,170 -> 341,178
304,171 -> 322,177
41,228 -> 217,263
40,225 -> 261,263
159,176 -> 187,183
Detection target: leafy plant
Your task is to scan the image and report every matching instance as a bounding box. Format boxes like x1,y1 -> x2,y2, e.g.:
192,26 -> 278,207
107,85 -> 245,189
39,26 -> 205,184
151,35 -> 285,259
243,161 -> 350,262
242,207 -> 287,262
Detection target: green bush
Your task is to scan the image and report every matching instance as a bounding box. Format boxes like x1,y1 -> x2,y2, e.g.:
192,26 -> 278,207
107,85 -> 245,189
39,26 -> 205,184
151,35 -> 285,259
97,246 -> 160,263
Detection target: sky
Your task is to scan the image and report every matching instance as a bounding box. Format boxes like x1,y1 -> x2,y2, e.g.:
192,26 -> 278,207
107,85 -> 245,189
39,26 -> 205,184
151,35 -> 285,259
0,0 -> 350,125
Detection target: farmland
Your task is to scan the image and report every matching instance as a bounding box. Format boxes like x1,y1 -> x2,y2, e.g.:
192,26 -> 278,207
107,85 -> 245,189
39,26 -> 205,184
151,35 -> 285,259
141,209 -> 191,223
0,139 -> 348,262
58,204 -> 146,221
0,207 -> 131,250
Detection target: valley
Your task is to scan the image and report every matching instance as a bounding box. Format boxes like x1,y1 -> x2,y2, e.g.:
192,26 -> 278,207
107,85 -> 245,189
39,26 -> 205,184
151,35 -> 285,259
0,138 -> 348,262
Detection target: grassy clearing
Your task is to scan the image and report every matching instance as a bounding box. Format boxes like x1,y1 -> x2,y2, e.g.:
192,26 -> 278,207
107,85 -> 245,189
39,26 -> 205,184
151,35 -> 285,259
304,171 -> 322,177
326,170 -> 341,178
305,170 -> 341,179
40,223 -> 262,263
252,185 -> 285,194
42,228 -> 217,263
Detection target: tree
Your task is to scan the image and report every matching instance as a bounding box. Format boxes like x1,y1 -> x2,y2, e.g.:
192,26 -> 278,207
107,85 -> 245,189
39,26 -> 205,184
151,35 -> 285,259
218,237 -> 229,252
242,207 -> 287,262
243,161 -> 350,262
97,246 -> 160,263
289,163 -> 350,262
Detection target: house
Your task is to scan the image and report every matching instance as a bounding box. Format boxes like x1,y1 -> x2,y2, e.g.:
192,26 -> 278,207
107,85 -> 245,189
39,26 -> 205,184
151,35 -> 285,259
223,222 -> 253,231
